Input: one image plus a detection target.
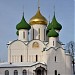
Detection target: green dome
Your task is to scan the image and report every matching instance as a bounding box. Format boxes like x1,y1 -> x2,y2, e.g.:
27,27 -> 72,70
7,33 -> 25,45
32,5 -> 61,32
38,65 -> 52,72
16,14 -> 31,30
47,13 -> 62,30
16,31 -> 19,36
47,28 -> 59,37
47,22 -> 52,30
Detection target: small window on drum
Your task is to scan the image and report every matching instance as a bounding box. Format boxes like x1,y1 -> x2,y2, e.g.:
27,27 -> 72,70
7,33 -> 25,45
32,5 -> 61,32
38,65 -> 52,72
23,32 -> 25,39
44,29 -> 45,40
38,28 -> 40,39
53,41 -> 54,46
21,55 -> 23,62
33,29 -> 34,40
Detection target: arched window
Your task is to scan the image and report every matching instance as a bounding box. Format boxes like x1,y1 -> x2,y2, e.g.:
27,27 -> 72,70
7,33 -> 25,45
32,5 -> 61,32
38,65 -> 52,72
14,70 -> 18,75
22,70 -> 27,75
5,70 -> 9,75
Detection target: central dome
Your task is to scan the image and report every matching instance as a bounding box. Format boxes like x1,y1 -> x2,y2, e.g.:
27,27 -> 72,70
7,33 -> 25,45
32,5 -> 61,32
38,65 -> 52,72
29,9 -> 47,25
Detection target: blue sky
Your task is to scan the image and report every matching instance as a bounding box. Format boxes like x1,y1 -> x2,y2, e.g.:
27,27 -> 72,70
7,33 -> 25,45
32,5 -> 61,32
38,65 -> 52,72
0,0 -> 74,61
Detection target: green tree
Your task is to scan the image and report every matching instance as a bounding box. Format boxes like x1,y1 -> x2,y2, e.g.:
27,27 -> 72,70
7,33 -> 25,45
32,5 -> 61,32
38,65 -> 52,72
65,41 -> 75,74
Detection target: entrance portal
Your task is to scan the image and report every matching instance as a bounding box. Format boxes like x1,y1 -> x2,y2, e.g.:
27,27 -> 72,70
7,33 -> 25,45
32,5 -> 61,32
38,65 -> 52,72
37,69 -> 41,75
35,66 -> 46,75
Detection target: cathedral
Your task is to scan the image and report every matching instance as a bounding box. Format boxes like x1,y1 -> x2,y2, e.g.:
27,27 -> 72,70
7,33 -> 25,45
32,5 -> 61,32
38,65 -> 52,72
0,1 -> 73,75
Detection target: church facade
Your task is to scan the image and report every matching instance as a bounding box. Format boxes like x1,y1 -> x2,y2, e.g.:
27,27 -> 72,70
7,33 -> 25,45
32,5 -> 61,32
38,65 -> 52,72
0,3 -> 73,75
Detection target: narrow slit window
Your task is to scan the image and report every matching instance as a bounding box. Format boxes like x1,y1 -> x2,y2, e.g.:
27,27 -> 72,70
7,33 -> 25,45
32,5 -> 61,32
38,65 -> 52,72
36,55 -> 38,62
33,29 -> 34,40
23,32 -> 25,39
53,41 -> 54,46
21,55 -> 23,62
55,56 -> 56,62
38,28 -> 40,39
55,70 -> 57,75
44,29 -> 45,40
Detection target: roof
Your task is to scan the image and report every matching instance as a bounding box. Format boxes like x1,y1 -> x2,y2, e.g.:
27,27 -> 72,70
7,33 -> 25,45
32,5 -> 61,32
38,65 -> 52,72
47,13 -> 62,30
29,8 -> 47,25
0,62 -> 46,68
16,13 -> 31,30
47,28 -> 59,37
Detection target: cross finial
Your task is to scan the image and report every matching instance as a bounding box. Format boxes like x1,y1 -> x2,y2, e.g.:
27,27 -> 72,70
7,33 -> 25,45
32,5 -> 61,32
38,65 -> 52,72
22,6 -> 24,17
38,0 -> 40,9
54,0 -> 55,12
22,2 -> 25,17
49,15 -> 50,23
54,5 -> 55,14
54,5 -> 55,11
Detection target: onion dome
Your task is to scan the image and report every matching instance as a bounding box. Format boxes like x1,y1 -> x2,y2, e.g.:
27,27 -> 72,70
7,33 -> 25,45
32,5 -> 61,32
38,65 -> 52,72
47,28 -> 59,37
29,8 -> 47,25
47,21 -> 52,30
16,31 -> 19,36
47,13 -> 62,30
46,21 -> 52,35
16,13 -> 31,30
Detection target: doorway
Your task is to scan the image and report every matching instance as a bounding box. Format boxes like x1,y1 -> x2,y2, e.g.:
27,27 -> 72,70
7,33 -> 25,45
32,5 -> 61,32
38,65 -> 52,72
35,67 -> 45,75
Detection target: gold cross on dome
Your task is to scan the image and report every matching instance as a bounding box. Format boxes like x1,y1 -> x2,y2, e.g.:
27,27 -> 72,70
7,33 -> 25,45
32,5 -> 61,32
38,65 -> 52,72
38,0 -> 40,9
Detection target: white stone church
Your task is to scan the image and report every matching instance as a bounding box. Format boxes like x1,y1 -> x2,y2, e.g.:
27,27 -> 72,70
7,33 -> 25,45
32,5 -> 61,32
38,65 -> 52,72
0,2 -> 73,75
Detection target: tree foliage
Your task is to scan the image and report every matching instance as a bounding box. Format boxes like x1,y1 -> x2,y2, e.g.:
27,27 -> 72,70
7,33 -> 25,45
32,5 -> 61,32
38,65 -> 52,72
65,41 -> 75,74
65,41 -> 75,56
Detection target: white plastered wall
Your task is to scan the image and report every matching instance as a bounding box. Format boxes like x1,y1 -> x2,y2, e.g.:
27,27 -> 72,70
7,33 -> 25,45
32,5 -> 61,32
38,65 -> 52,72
46,47 -> 72,75
28,40 -> 46,62
8,40 -> 27,63
65,53 -> 73,75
